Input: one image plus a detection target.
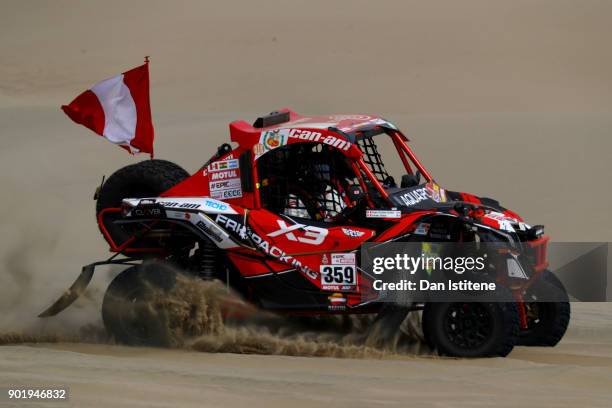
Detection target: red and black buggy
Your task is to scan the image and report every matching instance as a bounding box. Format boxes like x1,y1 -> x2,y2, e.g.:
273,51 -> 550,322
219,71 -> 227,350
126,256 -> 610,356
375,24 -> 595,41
41,109 -> 570,357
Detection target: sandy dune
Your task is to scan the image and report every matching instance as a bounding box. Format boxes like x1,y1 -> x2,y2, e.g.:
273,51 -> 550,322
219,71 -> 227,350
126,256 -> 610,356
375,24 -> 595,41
1,0 -> 611,407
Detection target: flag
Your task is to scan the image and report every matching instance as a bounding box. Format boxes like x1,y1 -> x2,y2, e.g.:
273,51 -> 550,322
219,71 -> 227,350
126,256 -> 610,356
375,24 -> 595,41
62,59 -> 154,157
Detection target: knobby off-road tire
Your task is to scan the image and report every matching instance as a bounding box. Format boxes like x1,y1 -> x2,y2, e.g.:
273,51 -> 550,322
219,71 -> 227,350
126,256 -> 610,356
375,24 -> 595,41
95,159 -> 189,249
102,262 -> 179,347
518,270 -> 570,347
422,295 -> 520,357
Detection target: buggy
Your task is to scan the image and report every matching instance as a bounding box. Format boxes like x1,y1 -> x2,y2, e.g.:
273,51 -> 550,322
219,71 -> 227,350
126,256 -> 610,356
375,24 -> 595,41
41,109 -> 570,357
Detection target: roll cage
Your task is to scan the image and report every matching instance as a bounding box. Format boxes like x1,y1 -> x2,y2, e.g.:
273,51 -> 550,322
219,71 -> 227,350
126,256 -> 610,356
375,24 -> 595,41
248,120 -> 434,216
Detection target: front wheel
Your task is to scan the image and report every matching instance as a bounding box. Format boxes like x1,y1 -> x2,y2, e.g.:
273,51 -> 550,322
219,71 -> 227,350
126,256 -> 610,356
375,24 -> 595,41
422,299 -> 519,357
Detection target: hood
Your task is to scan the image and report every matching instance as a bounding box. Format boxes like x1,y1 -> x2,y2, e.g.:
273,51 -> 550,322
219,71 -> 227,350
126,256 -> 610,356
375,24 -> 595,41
387,183 -> 535,234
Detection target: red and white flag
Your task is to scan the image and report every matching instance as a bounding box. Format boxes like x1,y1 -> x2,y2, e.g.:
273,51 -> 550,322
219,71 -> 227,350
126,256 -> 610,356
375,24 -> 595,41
62,60 -> 154,156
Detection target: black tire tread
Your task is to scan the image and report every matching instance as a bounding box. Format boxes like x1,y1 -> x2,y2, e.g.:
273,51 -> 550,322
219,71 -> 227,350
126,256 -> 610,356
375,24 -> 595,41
96,159 -> 189,214
518,270 -> 570,347
422,300 -> 519,358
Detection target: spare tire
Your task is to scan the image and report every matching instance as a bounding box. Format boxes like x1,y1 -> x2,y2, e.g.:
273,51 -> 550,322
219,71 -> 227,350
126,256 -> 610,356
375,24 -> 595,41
96,159 -> 190,250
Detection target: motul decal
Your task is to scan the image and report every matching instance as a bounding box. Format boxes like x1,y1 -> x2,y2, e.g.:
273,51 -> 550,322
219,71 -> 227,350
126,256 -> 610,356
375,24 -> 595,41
210,170 -> 238,180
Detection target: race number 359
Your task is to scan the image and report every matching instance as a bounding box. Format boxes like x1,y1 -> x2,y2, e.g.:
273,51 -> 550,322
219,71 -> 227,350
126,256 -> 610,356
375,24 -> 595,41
321,265 -> 356,286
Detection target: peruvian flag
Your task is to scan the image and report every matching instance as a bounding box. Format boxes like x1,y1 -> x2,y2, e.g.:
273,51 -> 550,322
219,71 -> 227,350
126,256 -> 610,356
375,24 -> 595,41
62,59 -> 154,156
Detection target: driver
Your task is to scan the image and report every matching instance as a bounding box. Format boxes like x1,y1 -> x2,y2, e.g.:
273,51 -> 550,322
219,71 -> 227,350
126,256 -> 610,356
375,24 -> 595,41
259,144 -> 361,223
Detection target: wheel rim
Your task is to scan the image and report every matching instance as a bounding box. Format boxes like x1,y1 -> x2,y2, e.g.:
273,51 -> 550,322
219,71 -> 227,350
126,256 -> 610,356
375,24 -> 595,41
443,303 -> 494,349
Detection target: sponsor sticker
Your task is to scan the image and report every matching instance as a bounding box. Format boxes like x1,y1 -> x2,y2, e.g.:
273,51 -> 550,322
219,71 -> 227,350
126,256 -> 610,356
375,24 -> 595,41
288,128 -> 351,151
414,222 -> 430,236
331,253 -> 355,265
202,198 -> 232,213
210,169 -> 239,181
196,220 -> 224,243
211,188 -> 242,200
208,160 -> 242,200
208,159 -> 239,173
484,211 -> 516,232
398,187 -> 429,206
398,183 -> 447,207
426,183 -> 447,203
366,209 -> 401,219
209,178 -> 241,191
327,293 -> 347,311
149,197 -> 237,214
341,227 -> 365,238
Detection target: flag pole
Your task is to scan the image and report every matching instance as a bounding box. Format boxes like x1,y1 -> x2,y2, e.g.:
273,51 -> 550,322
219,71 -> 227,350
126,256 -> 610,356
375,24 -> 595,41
144,56 -> 153,159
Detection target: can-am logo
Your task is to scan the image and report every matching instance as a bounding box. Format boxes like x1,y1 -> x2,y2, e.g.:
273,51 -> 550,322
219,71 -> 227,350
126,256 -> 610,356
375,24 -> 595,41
288,129 -> 351,151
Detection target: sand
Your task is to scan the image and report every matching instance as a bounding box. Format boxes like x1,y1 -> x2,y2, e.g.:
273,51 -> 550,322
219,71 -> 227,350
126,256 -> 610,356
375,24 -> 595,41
1,0 -> 611,406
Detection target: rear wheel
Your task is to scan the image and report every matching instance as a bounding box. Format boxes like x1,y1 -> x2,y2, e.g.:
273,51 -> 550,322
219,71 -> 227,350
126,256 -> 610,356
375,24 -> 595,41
518,270 -> 570,346
422,298 -> 519,357
102,262 -> 179,346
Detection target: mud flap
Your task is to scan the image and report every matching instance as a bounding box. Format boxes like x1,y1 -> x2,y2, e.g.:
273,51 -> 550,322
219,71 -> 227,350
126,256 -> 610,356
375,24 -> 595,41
38,264 -> 95,317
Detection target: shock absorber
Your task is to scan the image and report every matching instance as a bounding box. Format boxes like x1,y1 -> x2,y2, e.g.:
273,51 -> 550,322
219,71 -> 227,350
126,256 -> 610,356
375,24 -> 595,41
196,238 -> 219,280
